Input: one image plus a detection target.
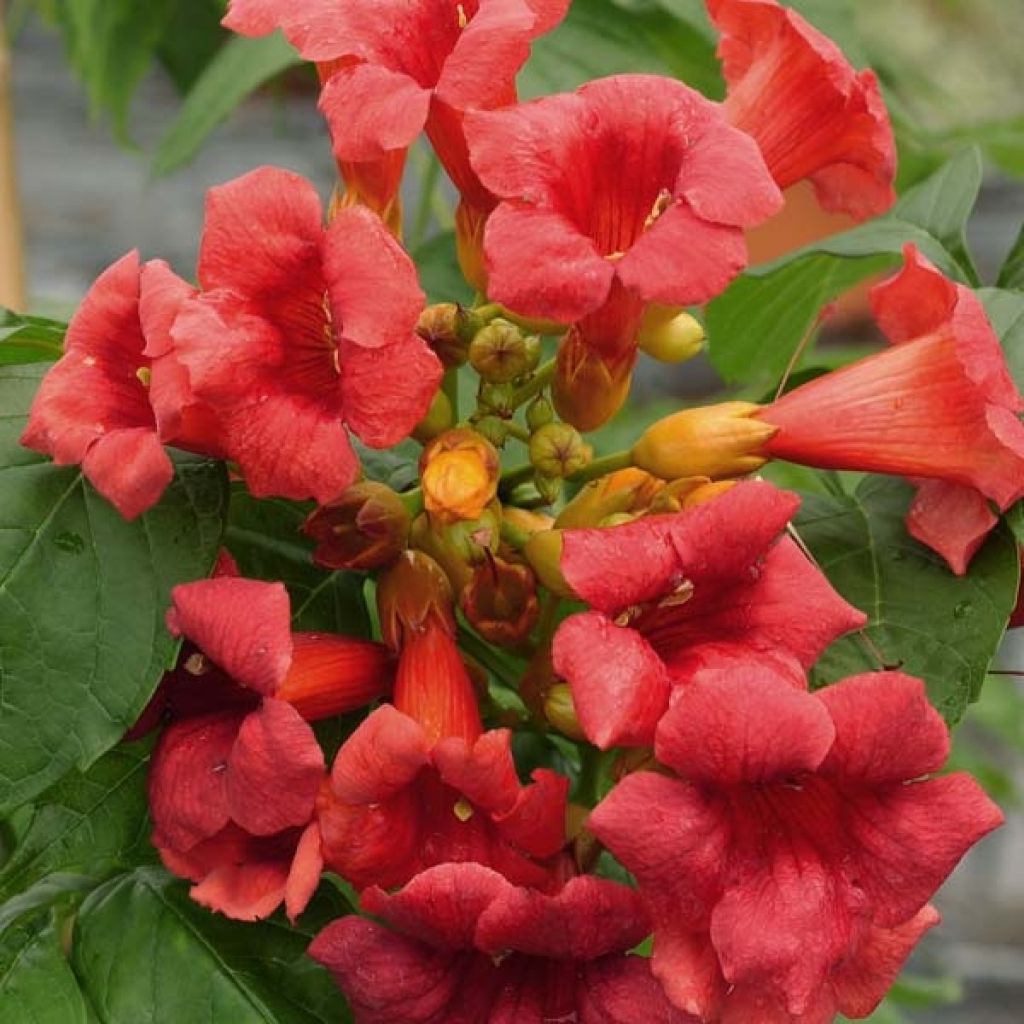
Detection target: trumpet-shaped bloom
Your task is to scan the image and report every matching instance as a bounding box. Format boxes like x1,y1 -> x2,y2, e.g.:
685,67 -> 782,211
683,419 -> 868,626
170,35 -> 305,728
758,245 -> 1024,571
309,862 -> 695,1024
708,0 -> 896,219
20,252 -> 203,519
590,670 -> 1003,1021
466,74 -> 781,427
551,481 -> 865,749
148,576 -> 391,920
318,617 -> 567,891
224,0 -> 568,244
170,166 -> 441,504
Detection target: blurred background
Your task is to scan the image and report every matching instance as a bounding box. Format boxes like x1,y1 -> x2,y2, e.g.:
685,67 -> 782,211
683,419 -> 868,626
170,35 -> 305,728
3,2 -> 1023,1020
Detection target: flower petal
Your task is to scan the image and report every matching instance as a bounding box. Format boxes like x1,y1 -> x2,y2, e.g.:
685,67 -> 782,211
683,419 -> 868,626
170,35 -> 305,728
226,700 -> 325,835
166,577 -> 293,696
190,860 -> 289,922
81,427 -> 174,520
318,62 -> 430,163
338,336 -> 442,448
553,611 -> 672,748
324,204 -> 426,350
285,821 -> 325,923
655,668 -> 835,784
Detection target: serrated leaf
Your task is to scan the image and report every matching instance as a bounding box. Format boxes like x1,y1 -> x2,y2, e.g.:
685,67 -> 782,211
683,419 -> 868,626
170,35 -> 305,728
523,0 -> 722,100
0,742 -> 154,934
0,368 -> 228,813
707,149 -> 984,386
997,223 -> 1024,291
0,911 -> 90,1024
152,32 -> 303,176
797,475 -> 1018,723
226,490 -> 371,636
72,868 -> 348,1024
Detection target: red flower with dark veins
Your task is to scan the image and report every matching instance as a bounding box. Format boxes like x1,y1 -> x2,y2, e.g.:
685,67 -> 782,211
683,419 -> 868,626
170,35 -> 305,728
465,74 -> 782,428
148,575 -> 392,921
757,244 -> 1024,573
20,251 -> 214,519
223,0 -> 568,269
551,481 -> 865,749
590,669 -> 1003,1022
707,0 -> 897,220
309,862 -> 696,1024
170,166 -> 441,504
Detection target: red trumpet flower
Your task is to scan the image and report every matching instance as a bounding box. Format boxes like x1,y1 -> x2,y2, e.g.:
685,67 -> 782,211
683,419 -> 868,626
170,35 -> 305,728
169,167 -> 441,504
309,862 -> 695,1024
551,481 -> 865,749
758,245 -> 1024,572
147,576 -> 391,921
707,0 -> 897,220
590,669 -> 1003,1021
465,74 -> 782,427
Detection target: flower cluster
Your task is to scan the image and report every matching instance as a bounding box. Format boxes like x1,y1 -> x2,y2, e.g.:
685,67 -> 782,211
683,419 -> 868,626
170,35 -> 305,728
20,1 -> 1022,1022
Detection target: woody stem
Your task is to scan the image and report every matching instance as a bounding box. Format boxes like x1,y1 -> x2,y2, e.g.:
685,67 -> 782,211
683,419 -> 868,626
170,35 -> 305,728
0,12 -> 26,311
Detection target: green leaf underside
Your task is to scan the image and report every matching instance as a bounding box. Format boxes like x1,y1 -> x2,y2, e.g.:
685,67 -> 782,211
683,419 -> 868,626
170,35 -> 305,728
997,223 -> 1024,291
0,368 -> 228,814
226,490 -> 370,637
798,476 -> 1019,724
0,911 -> 91,1024
707,148 -> 985,386
152,32 -> 303,177
977,287 -> 1024,392
72,869 -> 346,1024
0,743 -> 154,934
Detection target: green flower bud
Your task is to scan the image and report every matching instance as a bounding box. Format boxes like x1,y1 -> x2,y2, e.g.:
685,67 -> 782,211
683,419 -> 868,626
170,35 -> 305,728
529,422 -> 593,479
469,319 -> 530,383
526,395 -> 554,432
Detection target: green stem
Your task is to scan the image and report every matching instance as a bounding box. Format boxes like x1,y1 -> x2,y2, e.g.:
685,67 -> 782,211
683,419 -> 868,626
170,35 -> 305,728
399,488 -> 424,517
499,516 -> 533,552
503,420 -> 531,443
409,154 -> 441,253
508,358 -> 555,409
568,449 -> 632,485
499,462 -> 536,491
442,367 -> 460,424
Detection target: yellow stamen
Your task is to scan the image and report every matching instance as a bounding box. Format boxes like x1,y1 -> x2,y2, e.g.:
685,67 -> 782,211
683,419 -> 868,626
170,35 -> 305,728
453,796 -> 474,822
135,366 -> 152,388
643,189 -> 673,230
457,3 -> 469,28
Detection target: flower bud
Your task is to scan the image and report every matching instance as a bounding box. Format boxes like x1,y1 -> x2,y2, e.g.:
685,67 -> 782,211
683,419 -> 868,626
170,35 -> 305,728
376,550 -> 455,650
420,428 -> 501,524
303,482 -> 409,571
526,395 -> 554,432
556,467 -> 664,528
469,320 -> 532,383
535,472 -> 563,506
523,529 -> 576,599
544,683 -> 586,741
416,303 -> 480,368
276,633 -> 392,720
409,502 -> 501,594
632,402 -> 778,480
529,423 -> 592,479
473,415 -> 509,449
460,555 -> 539,647
647,476 -> 712,515
412,388 -> 454,442
637,305 -> 705,364
478,380 -> 518,417
553,329 -> 632,431
683,479 -> 738,508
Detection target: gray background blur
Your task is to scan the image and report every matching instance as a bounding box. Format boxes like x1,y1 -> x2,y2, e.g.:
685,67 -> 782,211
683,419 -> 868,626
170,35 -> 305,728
8,14 -> 1024,1024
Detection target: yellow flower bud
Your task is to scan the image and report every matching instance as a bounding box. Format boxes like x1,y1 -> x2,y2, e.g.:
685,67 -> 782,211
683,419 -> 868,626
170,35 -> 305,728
632,402 -> 778,480
544,683 -> 586,741
523,529 -> 576,599
637,305 -> 706,364
556,467 -> 664,528
420,428 -> 501,524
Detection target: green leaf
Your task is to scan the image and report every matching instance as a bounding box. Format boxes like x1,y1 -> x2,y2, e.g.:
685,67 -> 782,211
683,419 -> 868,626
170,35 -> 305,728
53,0 -> 174,141
706,148 -> 984,386
152,32 -> 303,177
72,868 -> 347,1024
977,287 -> 1024,391
0,742 -> 154,934
523,0 -> 723,100
155,0 -> 229,93
797,475 -> 1019,723
0,368 -> 228,813
0,911 -> 90,1024
226,489 -> 371,636
0,309 -> 66,365
997,223 -> 1024,291
412,231 -> 474,306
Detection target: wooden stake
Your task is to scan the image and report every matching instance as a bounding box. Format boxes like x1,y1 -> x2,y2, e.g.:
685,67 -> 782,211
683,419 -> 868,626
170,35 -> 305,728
0,10 -> 27,311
